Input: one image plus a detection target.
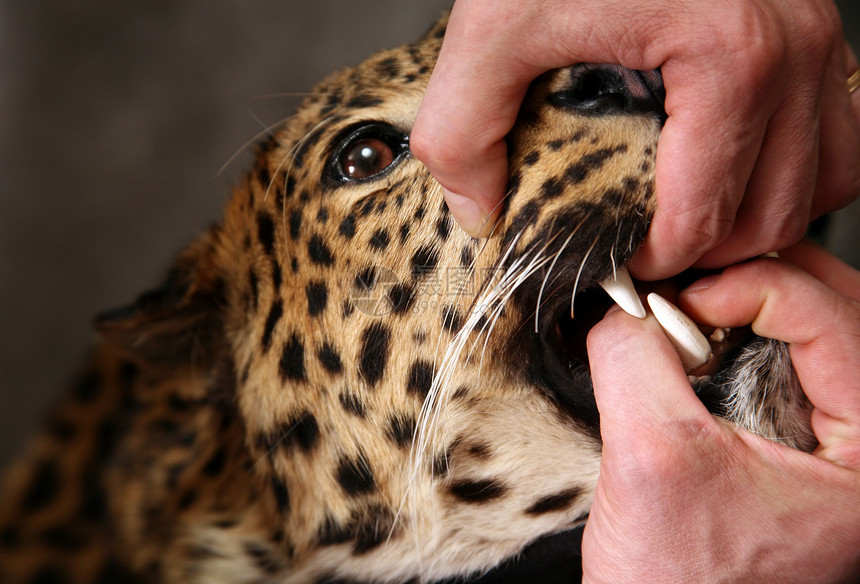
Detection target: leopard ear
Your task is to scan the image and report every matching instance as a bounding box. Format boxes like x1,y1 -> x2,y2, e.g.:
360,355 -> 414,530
94,234 -> 226,369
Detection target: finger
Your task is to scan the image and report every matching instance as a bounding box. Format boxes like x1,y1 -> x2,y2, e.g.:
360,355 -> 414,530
778,239 -> 860,300
587,307 -> 713,451
629,52 -> 777,279
412,0 -> 678,236
411,1 -> 546,236
680,259 -> 860,466
694,71 -> 818,267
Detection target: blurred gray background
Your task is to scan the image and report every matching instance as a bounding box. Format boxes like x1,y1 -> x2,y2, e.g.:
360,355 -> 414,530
0,1 -> 858,467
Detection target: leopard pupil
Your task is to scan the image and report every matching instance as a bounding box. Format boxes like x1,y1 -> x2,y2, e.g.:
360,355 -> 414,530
343,138 -> 394,179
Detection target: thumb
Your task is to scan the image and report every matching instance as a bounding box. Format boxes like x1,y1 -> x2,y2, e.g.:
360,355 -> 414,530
587,307 -> 712,450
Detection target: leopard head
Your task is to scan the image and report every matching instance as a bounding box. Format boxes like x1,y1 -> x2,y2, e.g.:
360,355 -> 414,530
100,15 -> 815,583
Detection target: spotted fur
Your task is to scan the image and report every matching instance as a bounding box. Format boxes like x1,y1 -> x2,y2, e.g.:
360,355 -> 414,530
0,15 -> 813,584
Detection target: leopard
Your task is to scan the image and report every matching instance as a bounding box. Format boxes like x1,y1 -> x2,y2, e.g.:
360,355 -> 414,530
0,14 -> 816,584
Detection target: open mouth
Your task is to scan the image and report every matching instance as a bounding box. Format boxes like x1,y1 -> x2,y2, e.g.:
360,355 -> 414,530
539,266 -> 754,418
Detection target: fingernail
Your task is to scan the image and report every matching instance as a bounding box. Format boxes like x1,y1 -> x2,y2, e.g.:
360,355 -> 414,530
443,188 -> 488,237
684,274 -> 721,294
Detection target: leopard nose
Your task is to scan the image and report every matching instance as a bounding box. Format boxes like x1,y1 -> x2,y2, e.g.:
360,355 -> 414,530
547,64 -> 666,121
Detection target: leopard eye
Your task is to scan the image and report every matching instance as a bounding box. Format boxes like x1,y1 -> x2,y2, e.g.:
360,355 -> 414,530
343,137 -> 394,179
330,124 -> 409,183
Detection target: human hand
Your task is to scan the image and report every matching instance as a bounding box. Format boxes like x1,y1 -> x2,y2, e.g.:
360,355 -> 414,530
581,242 -> 860,583
411,0 -> 860,279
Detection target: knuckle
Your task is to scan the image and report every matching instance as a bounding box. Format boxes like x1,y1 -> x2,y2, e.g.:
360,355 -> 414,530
410,123 -> 466,172
663,210 -> 735,259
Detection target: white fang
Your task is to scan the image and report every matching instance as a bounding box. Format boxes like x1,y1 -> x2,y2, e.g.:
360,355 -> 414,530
647,293 -> 712,371
599,266 -> 646,319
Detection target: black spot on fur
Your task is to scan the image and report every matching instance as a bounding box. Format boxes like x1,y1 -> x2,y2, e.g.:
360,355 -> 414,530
257,162 -> 271,188
565,145 -> 627,186
369,228 -> 390,251
94,558 -> 144,584
433,453 -> 450,477
289,209 -> 302,240
623,176 -> 639,192
271,259 -> 283,290
292,125 -> 325,168
244,542 -> 281,574
354,266 -> 376,291
525,488 -> 583,515
407,360 -> 435,398
386,415 -> 416,448
342,300 -> 355,319
27,566 -> 70,584
271,477 -> 290,512
261,300 -> 284,352
523,151 -> 540,166
346,94 -> 384,109
449,479 -> 508,503
317,207 -> 329,224
339,214 -> 356,239
357,195 -> 377,217
441,305 -> 463,332
336,455 -> 376,496
308,235 -> 334,266
359,323 -> 390,387
318,516 -> 353,547
435,216 -> 452,241
71,369 -> 101,403
508,201 -> 540,238
399,222 -> 411,244
264,412 -> 319,454
339,392 -> 366,417
279,334 -> 306,381
540,176 -> 564,199
376,56 -> 401,79
22,459 -> 61,513
459,245 -> 474,268
202,447 -> 227,477
257,212 -> 275,255
78,466 -> 108,521
46,418 -> 77,441
411,245 -> 440,279
37,526 -> 89,552
178,490 -> 197,511
118,359 -> 139,390
507,171 -> 522,198
602,188 -> 625,207
388,283 -> 416,314
306,281 -> 328,317
352,506 -> 395,555
317,342 -> 343,374
290,257 -> 299,274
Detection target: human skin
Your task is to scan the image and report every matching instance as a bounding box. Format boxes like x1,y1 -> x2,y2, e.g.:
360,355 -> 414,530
411,0 -> 860,280
583,241 -> 860,583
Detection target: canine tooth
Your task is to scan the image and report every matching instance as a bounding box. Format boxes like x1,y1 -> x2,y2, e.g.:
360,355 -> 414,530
647,293 -> 712,371
599,267 -> 646,319
760,251 -> 780,258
